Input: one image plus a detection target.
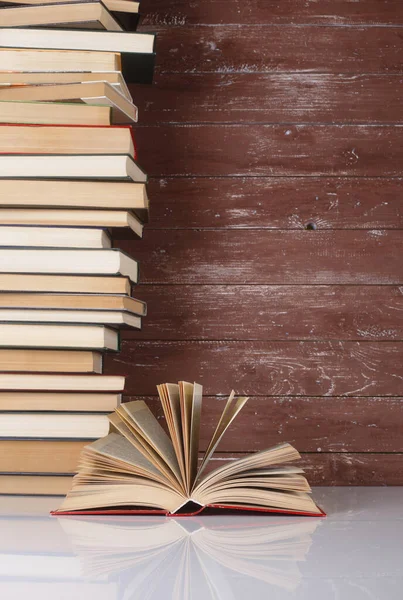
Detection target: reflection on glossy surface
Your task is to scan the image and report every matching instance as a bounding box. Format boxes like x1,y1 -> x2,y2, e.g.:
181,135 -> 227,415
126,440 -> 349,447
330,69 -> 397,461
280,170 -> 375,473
0,488 -> 402,599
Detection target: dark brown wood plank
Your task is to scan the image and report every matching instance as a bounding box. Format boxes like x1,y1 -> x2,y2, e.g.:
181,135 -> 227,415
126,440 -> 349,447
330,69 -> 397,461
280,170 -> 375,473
144,26 -> 403,74
140,0 -> 403,26
135,125 -> 403,177
122,285 -> 403,341
117,230 -> 403,284
136,177 -> 403,230
133,74 -> 403,124
125,396 -> 403,452
207,453 -> 403,485
105,341 -> 403,396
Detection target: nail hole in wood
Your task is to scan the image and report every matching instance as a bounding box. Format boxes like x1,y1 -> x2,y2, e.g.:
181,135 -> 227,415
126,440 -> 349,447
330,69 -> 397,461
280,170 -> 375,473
305,222 -> 317,230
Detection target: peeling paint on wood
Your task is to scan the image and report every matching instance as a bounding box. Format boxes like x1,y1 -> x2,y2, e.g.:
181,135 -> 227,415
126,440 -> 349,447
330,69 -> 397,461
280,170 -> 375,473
132,74 -> 403,125
105,341 -> 403,397
124,177 -> 403,230
116,230 -> 403,285
121,285 -> 403,341
141,26 -> 403,74
135,125 -> 403,177
140,0 -> 403,26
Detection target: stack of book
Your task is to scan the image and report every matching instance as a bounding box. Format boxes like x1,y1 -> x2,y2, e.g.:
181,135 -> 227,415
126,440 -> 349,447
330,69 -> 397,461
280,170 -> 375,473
0,0 -> 155,495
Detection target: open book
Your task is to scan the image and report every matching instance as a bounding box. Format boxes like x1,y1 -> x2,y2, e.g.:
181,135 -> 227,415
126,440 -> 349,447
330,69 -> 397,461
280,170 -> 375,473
53,382 -> 324,516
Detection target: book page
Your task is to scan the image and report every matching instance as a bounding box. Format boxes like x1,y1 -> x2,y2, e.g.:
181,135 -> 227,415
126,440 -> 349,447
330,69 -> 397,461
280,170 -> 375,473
179,381 -> 194,491
194,443 -> 302,494
119,401 -> 182,484
194,392 -> 248,486
188,382 -> 203,492
108,412 -> 182,491
158,383 -> 186,485
87,433 -> 164,480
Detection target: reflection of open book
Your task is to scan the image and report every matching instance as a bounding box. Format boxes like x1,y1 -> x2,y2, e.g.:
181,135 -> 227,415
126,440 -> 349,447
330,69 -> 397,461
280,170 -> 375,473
58,516 -> 322,596
54,381 -> 323,516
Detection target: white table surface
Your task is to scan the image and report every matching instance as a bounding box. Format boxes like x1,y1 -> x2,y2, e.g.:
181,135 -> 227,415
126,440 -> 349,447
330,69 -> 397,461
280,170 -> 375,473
0,487 -> 402,599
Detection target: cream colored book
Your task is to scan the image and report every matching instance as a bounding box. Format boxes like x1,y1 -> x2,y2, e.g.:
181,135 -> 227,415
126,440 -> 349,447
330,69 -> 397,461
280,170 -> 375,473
0,274 -> 130,294
1,0 -> 140,13
0,100 -> 112,126
0,209 -> 143,238
0,71 -> 132,101
0,1 -> 124,30
0,293 -> 146,315
0,124 -> 134,156
0,392 -> 121,412
0,179 -> 148,222
0,309 -> 141,329
0,226 -> 111,248
0,474 -> 74,495
2,0 -> 140,13
0,27 -> 155,54
0,155 -> 147,182
0,372 -> 124,390
0,48 -> 121,72
0,439 -> 89,473
0,324 -> 119,350
0,248 -> 138,283
0,81 -> 138,123
0,349 -> 102,373
55,381 -> 323,516
0,413 -> 109,439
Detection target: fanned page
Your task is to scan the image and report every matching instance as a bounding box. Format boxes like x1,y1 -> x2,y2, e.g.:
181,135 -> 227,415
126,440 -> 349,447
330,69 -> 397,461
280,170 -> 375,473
53,380 -> 323,516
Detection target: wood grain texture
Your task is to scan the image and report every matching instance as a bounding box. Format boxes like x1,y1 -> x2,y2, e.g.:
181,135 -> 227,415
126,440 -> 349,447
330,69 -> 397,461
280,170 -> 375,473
117,230 -> 403,284
122,285 -> 403,341
135,125 -> 403,177
141,0 -> 403,26
136,177 -> 403,230
144,26 -> 403,74
126,395 -> 403,453
207,453 -> 403,485
133,74 -> 403,124
106,341 -> 403,397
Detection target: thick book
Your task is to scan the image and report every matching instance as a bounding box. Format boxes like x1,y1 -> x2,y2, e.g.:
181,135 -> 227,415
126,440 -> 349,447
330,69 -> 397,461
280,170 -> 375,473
0,154 -> 147,182
0,474 -> 74,495
54,381 -> 324,517
0,323 -> 120,350
0,47 -> 121,72
0,100 -> 114,126
0,248 -> 138,283
0,391 -> 121,411
0,28 -> 156,83
0,293 -> 146,315
0,349 -> 102,373
0,226 -> 111,248
0,372 -> 125,390
0,412 -> 109,439
0,179 -> 148,221
0,71 -> 131,100
0,81 -> 138,123
0,0 -> 140,31
0,1 -> 125,31
0,274 -> 131,294
0,439 -> 87,473
0,209 -> 144,238
0,123 -> 135,156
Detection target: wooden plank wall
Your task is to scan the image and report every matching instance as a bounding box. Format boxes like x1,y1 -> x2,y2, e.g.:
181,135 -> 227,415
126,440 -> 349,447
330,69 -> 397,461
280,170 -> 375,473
108,0 -> 403,484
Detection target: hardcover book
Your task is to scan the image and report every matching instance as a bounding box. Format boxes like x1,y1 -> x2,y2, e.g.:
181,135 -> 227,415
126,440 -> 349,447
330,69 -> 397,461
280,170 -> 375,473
54,381 -> 324,517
